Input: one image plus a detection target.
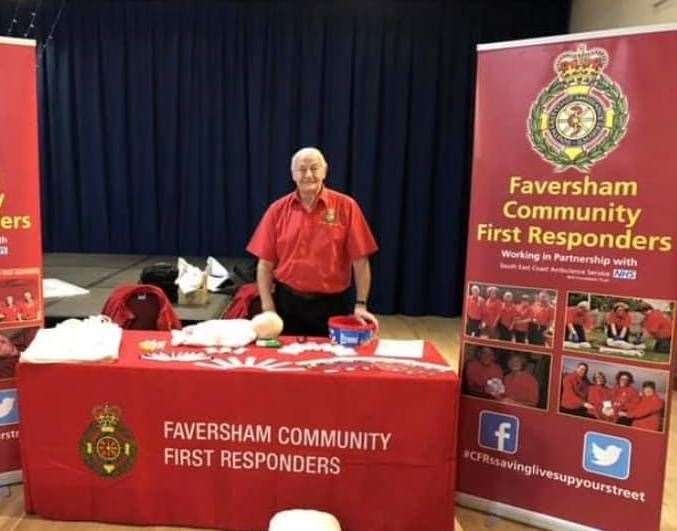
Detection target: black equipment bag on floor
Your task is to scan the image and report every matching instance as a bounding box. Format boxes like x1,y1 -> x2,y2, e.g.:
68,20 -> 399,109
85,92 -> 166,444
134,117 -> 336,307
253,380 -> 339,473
140,263 -> 179,303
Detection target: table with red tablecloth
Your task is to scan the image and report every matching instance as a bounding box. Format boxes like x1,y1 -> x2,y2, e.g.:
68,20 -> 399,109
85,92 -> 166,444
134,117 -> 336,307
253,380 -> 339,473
17,331 -> 459,531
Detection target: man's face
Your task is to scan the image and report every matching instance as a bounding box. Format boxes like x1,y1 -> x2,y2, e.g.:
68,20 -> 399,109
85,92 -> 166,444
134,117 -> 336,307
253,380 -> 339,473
618,375 -> 631,387
643,386 -> 655,397
479,348 -> 494,366
6,296 -> 13,306
24,291 -> 32,302
538,292 -> 549,304
576,364 -> 587,377
503,293 -> 513,303
292,153 -> 326,196
508,355 -> 524,372
487,289 -> 497,299
471,286 -> 480,297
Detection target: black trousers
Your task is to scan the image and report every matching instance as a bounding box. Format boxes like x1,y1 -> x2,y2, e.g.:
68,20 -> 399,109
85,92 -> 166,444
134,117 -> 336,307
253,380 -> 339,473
497,323 -> 513,341
466,318 -> 482,337
528,323 -> 547,345
566,324 -> 587,343
274,283 -> 351,337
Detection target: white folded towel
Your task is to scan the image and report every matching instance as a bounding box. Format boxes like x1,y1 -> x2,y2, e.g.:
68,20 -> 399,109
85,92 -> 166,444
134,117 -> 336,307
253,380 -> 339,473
22,315 -> 122,364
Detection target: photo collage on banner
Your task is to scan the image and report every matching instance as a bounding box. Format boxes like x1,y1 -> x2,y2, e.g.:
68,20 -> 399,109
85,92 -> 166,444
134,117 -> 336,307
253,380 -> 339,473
456,26 -> 677,531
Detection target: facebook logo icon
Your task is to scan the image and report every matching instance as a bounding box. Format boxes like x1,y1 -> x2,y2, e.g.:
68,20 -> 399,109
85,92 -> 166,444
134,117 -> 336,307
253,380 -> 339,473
478,411 -> 519,454
0,389 -> 19,427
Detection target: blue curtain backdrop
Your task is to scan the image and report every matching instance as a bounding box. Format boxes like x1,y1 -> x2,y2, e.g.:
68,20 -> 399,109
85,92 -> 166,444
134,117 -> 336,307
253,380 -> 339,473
0,0 -> 569,316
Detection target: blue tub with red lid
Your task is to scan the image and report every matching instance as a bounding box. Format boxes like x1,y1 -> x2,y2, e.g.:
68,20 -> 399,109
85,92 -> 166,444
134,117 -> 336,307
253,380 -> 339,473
328,316 -> 376,346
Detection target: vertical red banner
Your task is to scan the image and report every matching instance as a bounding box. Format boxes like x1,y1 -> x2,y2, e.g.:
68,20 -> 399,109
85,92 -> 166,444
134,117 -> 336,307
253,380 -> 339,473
457,27 -> 677,530
0,37 -> 42,485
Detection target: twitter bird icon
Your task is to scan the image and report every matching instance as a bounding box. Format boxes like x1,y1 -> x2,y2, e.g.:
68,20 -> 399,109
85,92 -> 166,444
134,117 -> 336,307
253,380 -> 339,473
583,432 -> 631,480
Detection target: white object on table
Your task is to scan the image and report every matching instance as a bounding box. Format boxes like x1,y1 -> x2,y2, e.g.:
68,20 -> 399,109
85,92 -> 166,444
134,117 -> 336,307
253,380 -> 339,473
42,278 -> 90,299
269,509 -> 341,531
374,339 -> 425,359
21,315 -> 121,363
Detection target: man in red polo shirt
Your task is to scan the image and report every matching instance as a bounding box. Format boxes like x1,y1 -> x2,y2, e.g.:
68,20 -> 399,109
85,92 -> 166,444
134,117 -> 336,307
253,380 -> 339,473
639,303 -> 672,354
247,147 -> 378,336
0,296 -> 19,323
501,353 -> 539,408
619,381 -> 665,432
529,291 -> 554,346
560,362 -> 591,417
464,346 -> 504,398
465,285 -> 485,337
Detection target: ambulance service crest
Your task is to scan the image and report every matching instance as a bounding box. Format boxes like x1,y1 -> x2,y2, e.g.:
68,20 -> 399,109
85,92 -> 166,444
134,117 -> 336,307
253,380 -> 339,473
80,404 -> 137,478
528,44 -> 629,172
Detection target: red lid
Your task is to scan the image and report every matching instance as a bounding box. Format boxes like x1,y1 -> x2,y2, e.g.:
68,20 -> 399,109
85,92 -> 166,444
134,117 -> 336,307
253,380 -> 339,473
328,315 -> 376,332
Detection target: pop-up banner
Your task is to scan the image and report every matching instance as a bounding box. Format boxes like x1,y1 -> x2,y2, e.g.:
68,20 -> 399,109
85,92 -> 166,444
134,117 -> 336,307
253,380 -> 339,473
0,37 -> 43,485
457,25 -> 677,530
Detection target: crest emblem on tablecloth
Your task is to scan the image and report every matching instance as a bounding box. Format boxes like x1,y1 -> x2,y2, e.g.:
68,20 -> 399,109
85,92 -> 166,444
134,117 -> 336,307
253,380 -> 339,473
528,44 -> 629,172
80,404 -> 137,478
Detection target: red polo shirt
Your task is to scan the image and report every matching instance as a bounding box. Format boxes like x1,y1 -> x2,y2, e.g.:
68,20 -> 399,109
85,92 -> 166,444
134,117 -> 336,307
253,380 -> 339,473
247,187 -> 378,294
0,305 -> 18,323
464,359 -> 503,395
566,306 -> 591,328
19,301 -> 38,321
532,302 -> 554,327
606,311 -> 631,329
643,310 -> 672,339
466,296 -> 485,321
503,371 -> 539,407
514,303 -> 533,332
612,385 -> 640,411
497,302 -> 518,329
626,394 -> 664,431
482,297 -> 502,327
560,372 -> 589,409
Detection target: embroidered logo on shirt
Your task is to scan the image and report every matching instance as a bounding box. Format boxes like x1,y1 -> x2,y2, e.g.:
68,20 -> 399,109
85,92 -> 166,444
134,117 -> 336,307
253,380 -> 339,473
80,404 -> 137,478
323,208 -> 337,224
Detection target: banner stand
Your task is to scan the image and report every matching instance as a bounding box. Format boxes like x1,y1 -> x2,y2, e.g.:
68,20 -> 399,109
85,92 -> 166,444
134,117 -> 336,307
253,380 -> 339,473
0,36 -> 43,486
457,22 -> 677,531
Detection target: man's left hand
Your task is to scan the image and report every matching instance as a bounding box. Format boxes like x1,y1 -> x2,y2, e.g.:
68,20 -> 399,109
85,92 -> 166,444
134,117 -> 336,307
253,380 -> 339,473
354,305 -> 379,330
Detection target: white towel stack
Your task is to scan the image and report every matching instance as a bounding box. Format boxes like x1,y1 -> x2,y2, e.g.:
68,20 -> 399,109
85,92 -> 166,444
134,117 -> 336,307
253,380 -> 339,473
21,316 -> 122,364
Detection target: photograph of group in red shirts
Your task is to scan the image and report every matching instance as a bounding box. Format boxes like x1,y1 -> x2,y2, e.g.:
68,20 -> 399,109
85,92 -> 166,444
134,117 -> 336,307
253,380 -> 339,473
563,292 -> 674,364
559,356 -> 668,433
464,282 -> 556,348
0,275 -> 42,328
462,342 -> 552,410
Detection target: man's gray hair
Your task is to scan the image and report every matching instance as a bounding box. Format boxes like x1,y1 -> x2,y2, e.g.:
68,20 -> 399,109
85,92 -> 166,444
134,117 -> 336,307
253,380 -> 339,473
290,147 -> 328,170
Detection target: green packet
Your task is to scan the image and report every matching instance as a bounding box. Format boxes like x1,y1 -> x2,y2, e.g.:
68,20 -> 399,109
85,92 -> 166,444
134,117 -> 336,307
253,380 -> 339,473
255,339 -> 282,348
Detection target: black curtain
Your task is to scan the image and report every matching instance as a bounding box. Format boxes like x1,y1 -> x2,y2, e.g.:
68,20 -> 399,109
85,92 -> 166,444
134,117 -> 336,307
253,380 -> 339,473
0,0 -> 570,316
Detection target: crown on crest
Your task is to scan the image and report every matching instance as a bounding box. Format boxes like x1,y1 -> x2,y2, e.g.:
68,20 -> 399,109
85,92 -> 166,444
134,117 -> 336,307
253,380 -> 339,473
92,405 -> 121,432
554,44 -> 608,86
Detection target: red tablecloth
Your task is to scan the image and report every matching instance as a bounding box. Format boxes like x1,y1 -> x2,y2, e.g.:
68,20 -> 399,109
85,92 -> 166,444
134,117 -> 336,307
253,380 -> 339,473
17,331 -> 459,531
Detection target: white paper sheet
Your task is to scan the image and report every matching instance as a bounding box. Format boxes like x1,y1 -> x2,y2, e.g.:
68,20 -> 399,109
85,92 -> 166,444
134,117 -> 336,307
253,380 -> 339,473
374,339 -> 425,359
42,278 -> 90,299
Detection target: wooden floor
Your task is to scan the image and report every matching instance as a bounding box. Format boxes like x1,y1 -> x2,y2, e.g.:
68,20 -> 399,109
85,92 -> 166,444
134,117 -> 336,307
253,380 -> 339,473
0,316 -> 674,530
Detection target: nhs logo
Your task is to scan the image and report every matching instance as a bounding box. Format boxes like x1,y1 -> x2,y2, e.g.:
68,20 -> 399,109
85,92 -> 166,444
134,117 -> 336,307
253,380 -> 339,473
478,411 -> 519,454
0,389 -> 18,427
583,432 -> 632,480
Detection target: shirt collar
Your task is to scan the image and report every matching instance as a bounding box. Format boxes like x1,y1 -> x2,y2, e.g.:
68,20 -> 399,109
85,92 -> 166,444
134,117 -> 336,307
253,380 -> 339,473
293,185 -> 329,209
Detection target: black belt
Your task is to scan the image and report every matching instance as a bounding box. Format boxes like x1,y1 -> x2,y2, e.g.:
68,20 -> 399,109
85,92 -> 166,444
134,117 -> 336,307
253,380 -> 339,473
276,282 -> 345,301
